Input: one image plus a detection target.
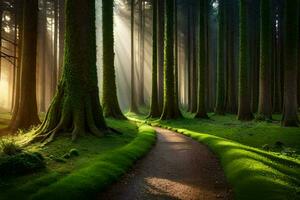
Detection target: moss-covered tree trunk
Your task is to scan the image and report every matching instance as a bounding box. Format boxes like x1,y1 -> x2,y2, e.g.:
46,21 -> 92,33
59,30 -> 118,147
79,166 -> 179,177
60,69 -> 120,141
195,0 -> 208,119
102,0 -> 125,119
31,0 -> 107,142
257,0 -> 272,120
215,0 -> 226,115
148,0 -> 160,118
237,0 -> 253,121
130,0 -> 139,113
281,0 -> 299,126
9,0 -> 40,131
160,0 -> 181,120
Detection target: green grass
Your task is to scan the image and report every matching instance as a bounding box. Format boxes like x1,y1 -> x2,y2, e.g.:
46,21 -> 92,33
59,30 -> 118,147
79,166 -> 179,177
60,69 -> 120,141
0,117 -> 156,200
128,112 -> 300,200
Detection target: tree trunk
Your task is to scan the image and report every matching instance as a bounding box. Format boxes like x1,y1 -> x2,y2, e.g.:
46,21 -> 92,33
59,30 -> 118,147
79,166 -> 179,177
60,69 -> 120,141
157,0 -> 165,112
161,0 -> 181,119
130,0 -> 139,113
238,0 -> 253,121
31,0 -> 107,143
257,0 -> 272,120
11,0 -> 24,117
58,0 -> 65,79
174,0 -> 180,113
195,0 -> 208,119
51,0 -> 59,99
148,0 -> 160,118
215,0 -> 226,115
281,0 -> 299,126
190,9 -> 198,113
9,0 -> 40,131
102,0 -> 125,119
138,0 -> 145,106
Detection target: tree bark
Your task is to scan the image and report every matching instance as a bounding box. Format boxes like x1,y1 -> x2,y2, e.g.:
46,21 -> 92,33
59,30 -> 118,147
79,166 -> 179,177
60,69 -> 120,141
237,0 -> 253,121
31,0 -> 107,143
215,0 -> 226,115
195,0 -> 208,119
148,0 -> 160,118
157,0 -> 165,112
161,0 -> 181,119
281,0 -> 299,126
130,0 -> 139,113
9,0 -> 40,131
102,0 -> 125,119
257,0 -> 272,120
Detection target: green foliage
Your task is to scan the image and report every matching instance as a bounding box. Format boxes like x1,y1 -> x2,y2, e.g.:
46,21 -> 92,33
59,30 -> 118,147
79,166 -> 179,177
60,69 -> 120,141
69,148 -> 79,157
0,139 -> 23,156
29,125 -> 155,200
0,152 -> 45,178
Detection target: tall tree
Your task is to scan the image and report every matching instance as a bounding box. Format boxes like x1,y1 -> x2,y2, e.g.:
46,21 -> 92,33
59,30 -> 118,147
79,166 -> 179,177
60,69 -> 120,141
215,0 -> 226,115
161,0 -> 181,119
9,0 -> 40,131
195,0 -> 208,118
148,0 -> 160,118
31,0 -> 107,142
257,0 -> 272,120
130,0 -> 139,113
157,0 -> 165,111
225,0 -> 238,114
138,0 -> 145,106
102,0 -> 125,119
10,0 -> 24,123
281,0 -> 299,126
237,0 -> 253,121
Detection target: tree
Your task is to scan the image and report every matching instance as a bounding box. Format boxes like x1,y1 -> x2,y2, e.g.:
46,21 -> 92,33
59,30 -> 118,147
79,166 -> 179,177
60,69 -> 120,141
237,0 -> 253,121
31,0 -> 107,143
281,0 -> 299,126
130,0 -> 139,113
257,0 -> 272,120
195,0 -> 208,119
160,0 -> 181,120
102,0 -> 125,119
157,0 -> 165,111
148,0 -> 160,118
215,0 -> 226,115
9,0 -> 40,131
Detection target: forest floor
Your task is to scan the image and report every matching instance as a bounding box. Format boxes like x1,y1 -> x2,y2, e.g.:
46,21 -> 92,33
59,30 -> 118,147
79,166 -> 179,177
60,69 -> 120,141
98,127 -> 232,200
127,111 -> 300,200
0,113 -> 156,200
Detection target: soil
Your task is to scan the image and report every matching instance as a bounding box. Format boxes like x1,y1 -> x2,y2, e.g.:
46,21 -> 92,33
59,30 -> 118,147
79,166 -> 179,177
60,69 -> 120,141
98,127 -> 233,200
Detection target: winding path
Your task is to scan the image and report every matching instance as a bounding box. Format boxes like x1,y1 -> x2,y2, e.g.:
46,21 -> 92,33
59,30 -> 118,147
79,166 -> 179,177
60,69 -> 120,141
98,127 -> 232,200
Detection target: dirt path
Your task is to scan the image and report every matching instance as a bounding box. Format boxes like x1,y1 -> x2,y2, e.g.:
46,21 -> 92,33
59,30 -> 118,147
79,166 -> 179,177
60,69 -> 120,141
98,127 -> 232,200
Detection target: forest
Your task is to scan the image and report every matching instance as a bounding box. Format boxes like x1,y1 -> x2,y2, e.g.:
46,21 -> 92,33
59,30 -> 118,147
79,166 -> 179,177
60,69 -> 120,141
0,0 -> 299,199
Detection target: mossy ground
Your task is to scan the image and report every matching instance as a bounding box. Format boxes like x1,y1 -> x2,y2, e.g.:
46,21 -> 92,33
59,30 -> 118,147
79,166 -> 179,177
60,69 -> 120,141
0,113 -> 156,200
128,112 -> 300,200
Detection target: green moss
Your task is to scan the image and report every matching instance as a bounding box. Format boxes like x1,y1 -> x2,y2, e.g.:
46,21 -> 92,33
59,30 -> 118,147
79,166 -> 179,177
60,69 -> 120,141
129,113 -> 300,200
0,119 -> 156,200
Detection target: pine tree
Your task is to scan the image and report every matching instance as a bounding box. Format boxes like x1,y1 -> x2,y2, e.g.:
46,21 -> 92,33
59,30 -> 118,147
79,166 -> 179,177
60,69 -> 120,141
237,0 -> 253,121
102,0 -> 125,119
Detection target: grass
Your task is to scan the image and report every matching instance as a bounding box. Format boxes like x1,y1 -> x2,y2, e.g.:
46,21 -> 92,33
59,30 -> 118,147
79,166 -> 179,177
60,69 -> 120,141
0,116 -> 156,200
128,112 -> 300,200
